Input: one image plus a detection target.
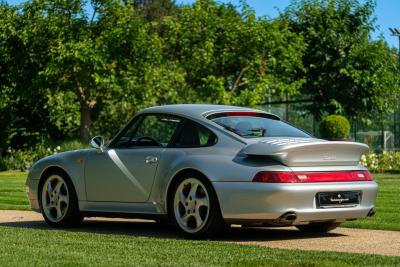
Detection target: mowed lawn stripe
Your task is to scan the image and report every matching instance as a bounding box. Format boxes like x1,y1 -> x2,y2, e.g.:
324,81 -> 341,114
343,173 -> 400,231
0,171 -> 30,210
0,226 -> 399,266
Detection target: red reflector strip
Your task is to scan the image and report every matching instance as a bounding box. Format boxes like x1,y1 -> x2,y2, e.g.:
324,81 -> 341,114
253,171 -> 373,183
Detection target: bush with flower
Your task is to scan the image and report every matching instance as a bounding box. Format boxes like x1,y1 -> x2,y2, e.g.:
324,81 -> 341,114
0,141 -> 85,171
360,151 -> 400,173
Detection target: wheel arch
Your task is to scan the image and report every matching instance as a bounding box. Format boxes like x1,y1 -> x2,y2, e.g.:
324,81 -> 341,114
38,166 -> 73,199
37,165 -> 84,227
165,168 -> 219,217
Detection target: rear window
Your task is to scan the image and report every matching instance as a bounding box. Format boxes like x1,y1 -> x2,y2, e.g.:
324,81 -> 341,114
207,112 -> 311,139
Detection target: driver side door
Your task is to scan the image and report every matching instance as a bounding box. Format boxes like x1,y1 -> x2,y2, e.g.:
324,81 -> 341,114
84,113 -> 182,203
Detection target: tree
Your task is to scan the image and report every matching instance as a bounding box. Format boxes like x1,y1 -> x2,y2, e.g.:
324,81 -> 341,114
1,0 -> 307,146
162,0 -> 306,106
282,0 -> 400,120
133,0 -> 178,23
0,3 -> 55,150
19,0 -> 164,141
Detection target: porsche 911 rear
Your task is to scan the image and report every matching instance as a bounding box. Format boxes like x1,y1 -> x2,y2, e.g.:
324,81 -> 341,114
214,169 -> 377,226
208,112 -> 378,228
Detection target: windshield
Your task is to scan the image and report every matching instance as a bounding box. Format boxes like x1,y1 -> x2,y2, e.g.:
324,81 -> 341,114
208,112 -> 311,138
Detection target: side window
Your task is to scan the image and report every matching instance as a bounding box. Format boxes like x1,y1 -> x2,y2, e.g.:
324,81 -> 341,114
173,120 -> 217,147
114,114 -> 181,148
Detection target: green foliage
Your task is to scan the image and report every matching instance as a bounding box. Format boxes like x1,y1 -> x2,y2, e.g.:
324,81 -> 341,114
360,151 -> 400,173
0,140 -> 85,171
0,0 -> 306,149
162,0 -> 305,106
319,114 -> 350,139
45,91 -> 80,138
0,0 -> 399,157
282,0 -> 400,120
134,0 -> 178,25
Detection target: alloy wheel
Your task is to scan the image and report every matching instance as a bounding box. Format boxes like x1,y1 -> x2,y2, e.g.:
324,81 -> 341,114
41,174 -> 70,223
173,178 -> 210,233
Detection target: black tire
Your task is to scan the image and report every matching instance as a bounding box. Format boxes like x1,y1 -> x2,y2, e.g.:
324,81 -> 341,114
38,170 -> 83,228
169,173 -> 227,239
296,222 -> 341,233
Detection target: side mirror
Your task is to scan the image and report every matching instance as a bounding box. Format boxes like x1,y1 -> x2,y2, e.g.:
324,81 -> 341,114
89,136 -> 105,152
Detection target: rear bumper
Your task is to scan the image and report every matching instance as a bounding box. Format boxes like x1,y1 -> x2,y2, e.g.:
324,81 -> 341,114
213,181 -> 378,224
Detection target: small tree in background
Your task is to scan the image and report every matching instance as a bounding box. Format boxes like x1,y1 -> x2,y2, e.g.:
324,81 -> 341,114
319,115 -> 351,140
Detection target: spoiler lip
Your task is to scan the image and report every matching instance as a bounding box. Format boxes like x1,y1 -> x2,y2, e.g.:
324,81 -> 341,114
240,138 -> 369,167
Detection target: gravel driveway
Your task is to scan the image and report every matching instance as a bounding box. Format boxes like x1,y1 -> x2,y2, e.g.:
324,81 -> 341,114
1,210 -> 399,257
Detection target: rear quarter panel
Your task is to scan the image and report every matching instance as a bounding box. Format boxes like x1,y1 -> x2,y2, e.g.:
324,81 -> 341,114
150,135 -> 291,212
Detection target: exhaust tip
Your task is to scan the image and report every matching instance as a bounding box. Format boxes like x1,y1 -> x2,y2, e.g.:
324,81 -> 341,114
285,214 -> 297,221
280,212 -> 297,223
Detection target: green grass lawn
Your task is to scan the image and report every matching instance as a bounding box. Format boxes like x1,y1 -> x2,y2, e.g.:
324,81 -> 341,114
0,171 -> 399,266
0,171 -> 30,210
343,173 -> 400,231
0,225 -> 399,266
0,171 -> 399,230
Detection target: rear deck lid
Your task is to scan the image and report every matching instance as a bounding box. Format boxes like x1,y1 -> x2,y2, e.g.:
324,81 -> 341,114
241,138 -> 368,167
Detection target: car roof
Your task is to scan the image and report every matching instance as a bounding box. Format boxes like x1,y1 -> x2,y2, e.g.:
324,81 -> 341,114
139,104 -> 280,120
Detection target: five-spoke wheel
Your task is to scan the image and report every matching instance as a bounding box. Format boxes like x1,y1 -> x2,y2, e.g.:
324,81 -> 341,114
174,178 -> 210,233
170,174 -> 227,238
39,171 -> 83,227
41,175 -> 70,222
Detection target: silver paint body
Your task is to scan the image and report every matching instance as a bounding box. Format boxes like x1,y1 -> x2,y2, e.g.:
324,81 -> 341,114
26,104 -> 378,225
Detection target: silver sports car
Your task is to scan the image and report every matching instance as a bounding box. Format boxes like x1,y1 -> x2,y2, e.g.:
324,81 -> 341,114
26,104 -> 378,238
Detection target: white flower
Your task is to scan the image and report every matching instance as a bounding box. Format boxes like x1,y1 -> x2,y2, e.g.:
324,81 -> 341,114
56,146 -> 61,151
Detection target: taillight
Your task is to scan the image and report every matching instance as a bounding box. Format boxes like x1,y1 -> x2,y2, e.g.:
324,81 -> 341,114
350,171 -> 373,181
253,171 -> 298,183
252,171 -> 373,183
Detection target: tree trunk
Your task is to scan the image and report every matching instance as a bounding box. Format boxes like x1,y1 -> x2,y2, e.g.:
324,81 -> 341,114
72,65 -> 94,142
80,100 -> 91,142
72,65 -> 96,142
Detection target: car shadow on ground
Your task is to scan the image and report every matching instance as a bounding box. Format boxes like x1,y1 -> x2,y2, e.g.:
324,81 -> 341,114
0,218 -> 346,241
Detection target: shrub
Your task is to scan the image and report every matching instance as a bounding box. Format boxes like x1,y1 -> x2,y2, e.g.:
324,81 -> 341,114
0,140 -> 86,171
360,151 -> 400,173
319,115 -> 350,139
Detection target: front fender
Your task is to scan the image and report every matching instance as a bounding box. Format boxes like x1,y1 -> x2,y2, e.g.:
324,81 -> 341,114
27,149 -> 91,201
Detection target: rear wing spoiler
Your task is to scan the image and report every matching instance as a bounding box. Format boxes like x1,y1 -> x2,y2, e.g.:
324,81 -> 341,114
240,139 -> 369,167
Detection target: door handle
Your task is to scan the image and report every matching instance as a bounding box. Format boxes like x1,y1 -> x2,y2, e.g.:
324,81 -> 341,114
145,156 -> 158,164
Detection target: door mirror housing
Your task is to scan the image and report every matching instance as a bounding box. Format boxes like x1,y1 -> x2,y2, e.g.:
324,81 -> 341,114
89,136 -> 105,151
